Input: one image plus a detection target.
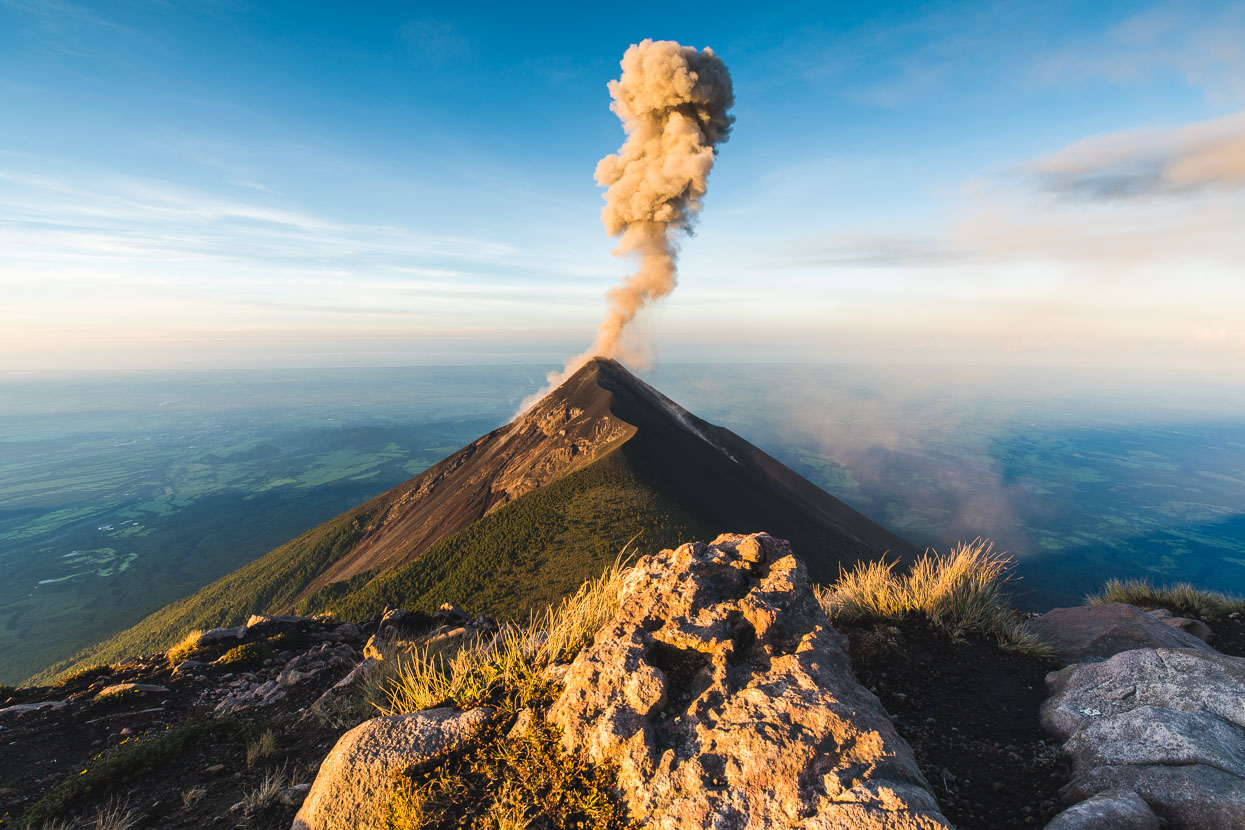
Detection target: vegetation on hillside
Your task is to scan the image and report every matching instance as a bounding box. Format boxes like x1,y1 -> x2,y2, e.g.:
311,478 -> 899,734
815,539 -> 1048,654
298,454 -> 711,623
1088,578 -> 1245,620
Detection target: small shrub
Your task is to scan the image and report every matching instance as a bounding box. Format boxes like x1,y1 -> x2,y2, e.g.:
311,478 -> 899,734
816,539 -> 1047,655
385,715 -> 631,830
166,630 -> 204,666
1088,578 -> 1245,620
181,785 -> 207,809
246,729 -> 277,767
216,642 -> 270,667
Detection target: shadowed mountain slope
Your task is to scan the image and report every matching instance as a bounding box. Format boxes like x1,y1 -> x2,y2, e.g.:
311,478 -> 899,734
36,358 -> 914,682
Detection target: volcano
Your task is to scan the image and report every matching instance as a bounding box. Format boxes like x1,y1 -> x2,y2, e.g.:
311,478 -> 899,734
53,359 -> 916,674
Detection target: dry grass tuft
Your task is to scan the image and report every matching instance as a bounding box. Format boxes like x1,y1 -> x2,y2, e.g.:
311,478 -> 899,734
180,785 -> 207,810
375,554 -> 631,718
246,729 -> 277,768
1088,578 -> 1245,620
817,539 -> 1047,654
165,630 -> 204,667
90,798 -> 139,830
238,765 -> 288,816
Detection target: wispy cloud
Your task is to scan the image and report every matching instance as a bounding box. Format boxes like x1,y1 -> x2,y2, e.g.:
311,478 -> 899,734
1027,110 -> 1245,201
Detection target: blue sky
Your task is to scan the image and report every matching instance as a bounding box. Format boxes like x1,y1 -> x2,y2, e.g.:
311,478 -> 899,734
2,0 -> 1243,374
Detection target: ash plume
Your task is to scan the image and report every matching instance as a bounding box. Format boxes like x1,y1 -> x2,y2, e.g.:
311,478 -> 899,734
518,39 -> 734,415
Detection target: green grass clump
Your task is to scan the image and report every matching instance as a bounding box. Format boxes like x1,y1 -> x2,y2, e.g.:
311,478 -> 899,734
385,715 -> 633,830
216,642 -> 270,667
816,539 -> 1047,655
1088,578 -> 1245,620
20,719 -> 246,827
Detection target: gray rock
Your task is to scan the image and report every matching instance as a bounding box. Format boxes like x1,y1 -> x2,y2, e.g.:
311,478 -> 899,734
332,622 -> 361,640
1042,648 -> 1245,740
1162,616 -> 1213,642
197,625 -> 248,645
1043,648 -> 1245,829
1044,788 -> 1159,830
1026,603 -> 1213,665
0,701 -> 67,718
548,532 -> 953,830
172,659 -> 206,676
292,707 -> 492,830
1064,706 -> 1245,778
303,658 -> 382,721
1063,764 -> 1245,830
96,683 -> 168,697
277,783 -> 312,807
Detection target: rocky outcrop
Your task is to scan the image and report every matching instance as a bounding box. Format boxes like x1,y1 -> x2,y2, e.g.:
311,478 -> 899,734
1025,604 -> 1213,665
291,706 -> 493,830
1042,647 -> 1245,829
548,532 -> 954,830
215,642 -> 356,714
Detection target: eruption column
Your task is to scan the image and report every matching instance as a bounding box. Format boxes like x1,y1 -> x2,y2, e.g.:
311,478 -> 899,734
518,39 -> 734,415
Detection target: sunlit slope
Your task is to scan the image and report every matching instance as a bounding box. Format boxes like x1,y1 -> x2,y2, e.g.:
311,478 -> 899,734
37,358 -> 914,682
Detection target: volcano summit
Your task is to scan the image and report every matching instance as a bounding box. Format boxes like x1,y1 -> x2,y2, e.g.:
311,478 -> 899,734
48,358 -> 914,677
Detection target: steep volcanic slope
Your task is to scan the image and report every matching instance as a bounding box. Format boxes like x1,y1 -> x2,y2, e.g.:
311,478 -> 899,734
40,359 -> 914,681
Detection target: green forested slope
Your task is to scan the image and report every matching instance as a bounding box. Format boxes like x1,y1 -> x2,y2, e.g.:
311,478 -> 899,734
296,452 -> 713,621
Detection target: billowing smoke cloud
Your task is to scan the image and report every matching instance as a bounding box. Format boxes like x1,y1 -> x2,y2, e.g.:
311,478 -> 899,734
518,39 -> 734,415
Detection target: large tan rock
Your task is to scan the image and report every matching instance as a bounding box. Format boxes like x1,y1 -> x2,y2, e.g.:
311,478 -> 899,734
1025,604 -> 1212,665
548,532 -> 953,830
291,706 -> 492,830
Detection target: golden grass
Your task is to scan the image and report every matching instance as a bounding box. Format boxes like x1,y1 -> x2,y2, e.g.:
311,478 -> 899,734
816,539 -> 1048,654
375,555 -> 630,718
165,630 -> 204,667
1088,578 -> 1245,619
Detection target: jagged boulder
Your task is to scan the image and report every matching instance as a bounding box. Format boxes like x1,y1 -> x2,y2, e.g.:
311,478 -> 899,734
548,532 -> 954,830
1042,648 -> 1245,829
292,706 -> 492,830
1025,604 -> 1212,665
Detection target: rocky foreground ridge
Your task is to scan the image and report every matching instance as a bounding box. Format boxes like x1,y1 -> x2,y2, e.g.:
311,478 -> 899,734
3,533 -> 1244,829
